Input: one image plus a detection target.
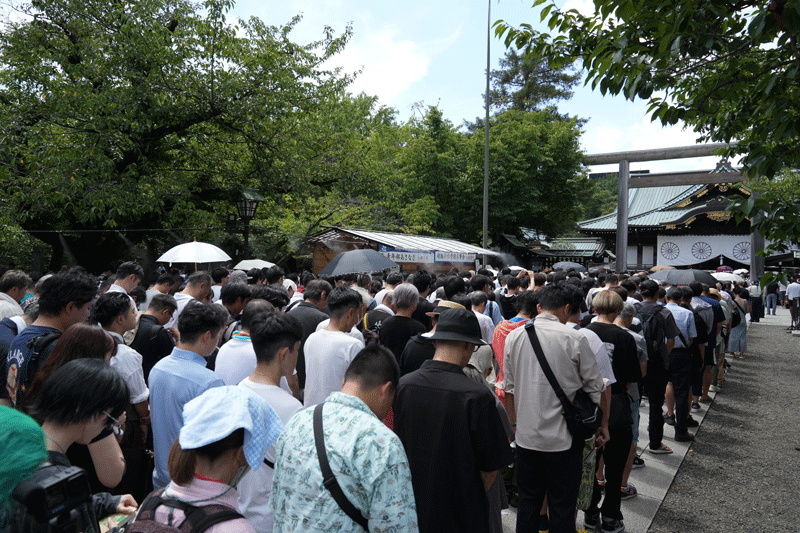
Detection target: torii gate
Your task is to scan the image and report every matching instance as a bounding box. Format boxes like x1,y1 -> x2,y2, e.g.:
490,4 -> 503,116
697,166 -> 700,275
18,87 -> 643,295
584,143 -> 764,277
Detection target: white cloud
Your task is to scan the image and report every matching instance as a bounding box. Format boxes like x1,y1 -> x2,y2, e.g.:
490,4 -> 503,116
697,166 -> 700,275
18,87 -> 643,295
325,25 -> 432,104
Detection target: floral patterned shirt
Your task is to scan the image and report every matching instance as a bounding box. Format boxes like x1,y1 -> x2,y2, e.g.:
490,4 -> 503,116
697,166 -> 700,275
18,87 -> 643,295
270,392 -> 418,533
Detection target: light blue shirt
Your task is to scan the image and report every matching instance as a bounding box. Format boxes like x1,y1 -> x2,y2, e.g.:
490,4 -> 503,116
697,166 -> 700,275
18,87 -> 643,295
484,298 -> 503,326
149,347 -> 224,489
665,302 -> 697,349
270,392 -> 418,533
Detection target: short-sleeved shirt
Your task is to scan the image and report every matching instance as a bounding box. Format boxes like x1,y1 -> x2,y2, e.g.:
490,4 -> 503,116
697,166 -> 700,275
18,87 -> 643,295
5,324 -> 61,406
149,347 -> 224,489
585,322 -> 642,394
665,303 -> 697,349
270,392 -> 418,533
108,332 -> 149,405
0,317 -> 23,403
638,301 -> 680,365
303,329 -> 364,407
378,316 -> 426,361
393,359 -> 512,533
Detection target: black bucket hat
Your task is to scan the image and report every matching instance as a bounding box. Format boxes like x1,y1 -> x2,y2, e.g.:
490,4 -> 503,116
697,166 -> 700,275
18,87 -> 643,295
425,308 -> 486,345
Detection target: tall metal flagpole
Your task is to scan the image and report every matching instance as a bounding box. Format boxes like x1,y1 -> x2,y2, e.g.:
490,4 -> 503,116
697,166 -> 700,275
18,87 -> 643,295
482,0 -> 491,267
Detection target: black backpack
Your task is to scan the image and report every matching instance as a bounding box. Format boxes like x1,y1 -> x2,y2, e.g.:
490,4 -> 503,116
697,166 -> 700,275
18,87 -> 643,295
21,331 -> 62,386
637,305 -> 666,368
124,488 -> 244,533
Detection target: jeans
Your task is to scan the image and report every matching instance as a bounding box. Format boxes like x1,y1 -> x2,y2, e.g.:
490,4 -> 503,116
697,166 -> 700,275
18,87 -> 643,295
766,294 -> 778,315
516,439 -> 583,533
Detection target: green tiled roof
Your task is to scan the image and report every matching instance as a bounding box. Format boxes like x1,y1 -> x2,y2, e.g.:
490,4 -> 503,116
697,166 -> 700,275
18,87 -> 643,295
579,185 -> 705,231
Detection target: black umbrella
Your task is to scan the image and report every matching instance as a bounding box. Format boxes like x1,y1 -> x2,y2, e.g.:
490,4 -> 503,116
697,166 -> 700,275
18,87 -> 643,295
648,268 -> 717,286
318,249 -> 399,276
552,261 -> 587,273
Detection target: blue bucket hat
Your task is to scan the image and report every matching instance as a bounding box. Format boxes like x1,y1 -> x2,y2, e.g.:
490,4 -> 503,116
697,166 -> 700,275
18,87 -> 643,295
179,386 -> 283,470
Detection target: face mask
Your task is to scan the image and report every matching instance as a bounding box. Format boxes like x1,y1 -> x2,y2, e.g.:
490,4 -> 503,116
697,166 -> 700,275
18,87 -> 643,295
230,464 -> 251,488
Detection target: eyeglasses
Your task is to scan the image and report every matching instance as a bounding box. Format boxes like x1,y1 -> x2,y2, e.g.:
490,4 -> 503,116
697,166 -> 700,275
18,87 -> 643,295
104,411 -> 124,436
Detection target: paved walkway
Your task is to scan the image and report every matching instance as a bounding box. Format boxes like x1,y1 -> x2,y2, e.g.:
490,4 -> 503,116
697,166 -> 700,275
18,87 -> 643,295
501,306 -> 799,532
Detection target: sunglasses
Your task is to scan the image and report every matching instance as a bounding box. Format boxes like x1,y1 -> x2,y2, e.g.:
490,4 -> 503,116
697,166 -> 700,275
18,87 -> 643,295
104,411 -> 124,436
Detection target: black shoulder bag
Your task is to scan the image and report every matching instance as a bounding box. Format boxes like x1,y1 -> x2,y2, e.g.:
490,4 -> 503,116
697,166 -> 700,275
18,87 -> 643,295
525,323 -> 602,440
313,403 -> 369,531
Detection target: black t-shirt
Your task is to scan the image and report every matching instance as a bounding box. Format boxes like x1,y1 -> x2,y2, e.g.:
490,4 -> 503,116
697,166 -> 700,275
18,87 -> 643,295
398,333 -> 435,376
586,322 -> 642,394
767,282 -> 779,295
378,315 -> 426,361
500,294 -> 518,320
129,314 -> 175,385
361,308 -> 392,334
412,297 -> 435,331
394,360 -> 513,533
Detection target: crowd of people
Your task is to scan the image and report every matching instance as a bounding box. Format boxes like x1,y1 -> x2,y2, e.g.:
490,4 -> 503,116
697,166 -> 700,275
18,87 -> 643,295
1,260 -> 798,533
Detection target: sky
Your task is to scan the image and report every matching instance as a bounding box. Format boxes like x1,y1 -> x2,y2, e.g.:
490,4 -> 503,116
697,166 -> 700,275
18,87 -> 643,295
232,0 -> 730,176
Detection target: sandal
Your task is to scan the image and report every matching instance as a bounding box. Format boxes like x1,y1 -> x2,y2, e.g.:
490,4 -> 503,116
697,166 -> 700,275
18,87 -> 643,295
648,444 -> 673,454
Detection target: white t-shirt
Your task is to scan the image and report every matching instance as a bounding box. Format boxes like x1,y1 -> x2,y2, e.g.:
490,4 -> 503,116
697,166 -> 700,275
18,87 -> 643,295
303,329 -> 364,406
108,332 -> 149,404
566,322 -> 616,387
214,334 -> 292,392
211,285 -> 222,302
237,378 -> 302,533
786,282 -> 800,301
314,319 -> 365,343
474,310 -> 495,345
165,292 -> 196,329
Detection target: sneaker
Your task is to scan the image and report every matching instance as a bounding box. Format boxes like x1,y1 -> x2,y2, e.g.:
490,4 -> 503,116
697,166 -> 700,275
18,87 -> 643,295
686,416 -> 699,428
600,517 -> 625,533
632,457 -> 645,469
620,483 -> 638,500
691,402 -> 701,412
664,413 -> 676,426
675,431 -> 695,442
584,512 -> 600,531
648,444 -> 673,454
709,384 -> 721,392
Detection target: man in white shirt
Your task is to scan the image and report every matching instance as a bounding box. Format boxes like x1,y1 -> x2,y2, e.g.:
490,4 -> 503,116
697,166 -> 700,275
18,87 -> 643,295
238,312 -> 304,533
107,261 -> 144,309
786,276 -> 800,328
93,292 -> 150,432
0,270 -> 31,319
304,285 -> 365,406
504,284 -> 606,533
469,291 -> 496,345
165,271 -> 212,329
215,299 -> 275,386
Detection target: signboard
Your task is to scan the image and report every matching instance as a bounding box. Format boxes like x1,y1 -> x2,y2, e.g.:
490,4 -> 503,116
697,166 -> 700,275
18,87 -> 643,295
380,249 -> 435,263
377,245 -> 476,264
435,252 -> 476,264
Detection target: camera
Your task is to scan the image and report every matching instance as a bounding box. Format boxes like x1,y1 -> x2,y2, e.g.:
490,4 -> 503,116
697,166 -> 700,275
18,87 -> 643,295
12,464 -> 95,532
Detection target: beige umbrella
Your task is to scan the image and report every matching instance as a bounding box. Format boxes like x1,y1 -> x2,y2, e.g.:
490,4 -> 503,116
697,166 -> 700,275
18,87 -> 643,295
650,265 -> 676,272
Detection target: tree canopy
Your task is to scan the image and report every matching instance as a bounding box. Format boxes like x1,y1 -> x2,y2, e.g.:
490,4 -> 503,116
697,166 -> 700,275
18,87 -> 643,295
494,0 -> 800,179
0,0 -> 353,266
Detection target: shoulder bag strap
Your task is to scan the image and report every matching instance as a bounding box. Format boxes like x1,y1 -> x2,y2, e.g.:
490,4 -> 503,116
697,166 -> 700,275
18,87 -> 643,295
524,323 -> 573,410
313,403 -> 369,531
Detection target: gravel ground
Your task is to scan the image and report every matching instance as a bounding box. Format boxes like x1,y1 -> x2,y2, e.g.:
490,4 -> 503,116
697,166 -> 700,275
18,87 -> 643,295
648,320 -> 800,532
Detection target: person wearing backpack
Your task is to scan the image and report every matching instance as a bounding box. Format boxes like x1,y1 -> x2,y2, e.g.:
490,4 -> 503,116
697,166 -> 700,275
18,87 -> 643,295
127,386 -> 283,533
3,268 -> 97,407
637,280 -> 680,455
